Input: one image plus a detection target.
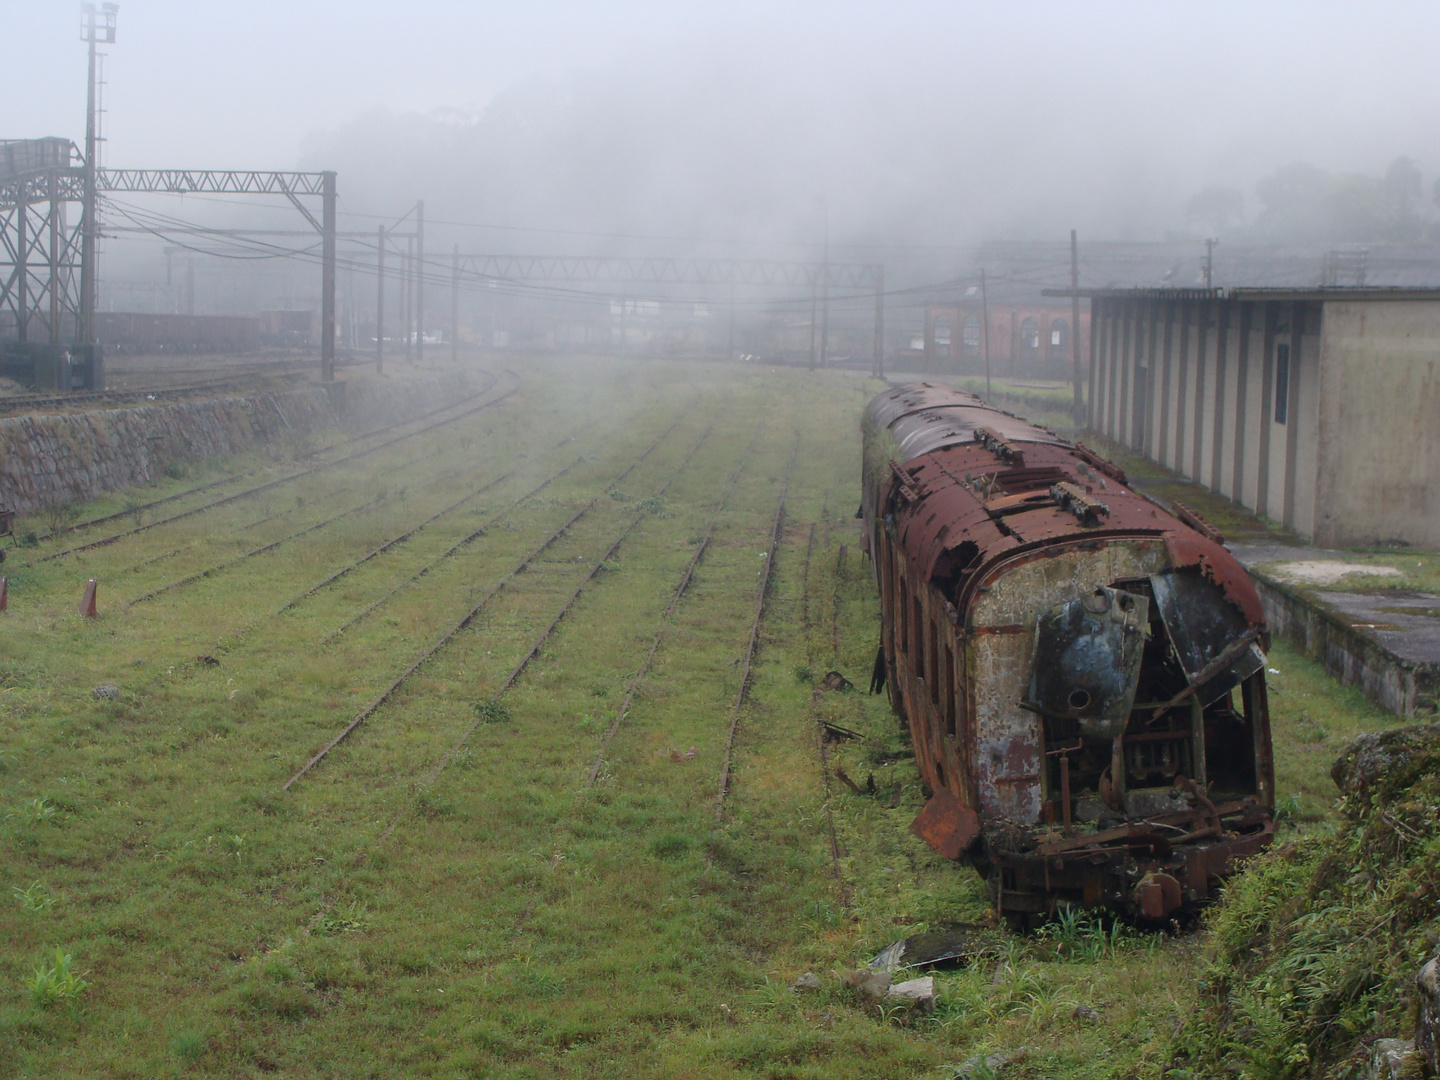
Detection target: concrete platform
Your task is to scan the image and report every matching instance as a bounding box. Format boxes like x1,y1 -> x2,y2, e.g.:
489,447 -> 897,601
1227,543 -> 1440,717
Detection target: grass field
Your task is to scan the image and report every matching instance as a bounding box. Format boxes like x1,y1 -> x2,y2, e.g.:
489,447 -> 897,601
0,358 -> 1411,1078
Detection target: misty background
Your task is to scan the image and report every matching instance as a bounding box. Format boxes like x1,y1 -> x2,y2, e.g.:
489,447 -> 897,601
6,0 -> 1440,323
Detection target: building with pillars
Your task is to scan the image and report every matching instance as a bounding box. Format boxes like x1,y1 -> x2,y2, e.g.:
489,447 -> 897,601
1079,287 -> 1440,548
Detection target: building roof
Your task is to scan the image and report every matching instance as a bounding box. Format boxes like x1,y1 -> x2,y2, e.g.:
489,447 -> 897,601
1042,286 -> 1440,303
927,240 -> 1440,306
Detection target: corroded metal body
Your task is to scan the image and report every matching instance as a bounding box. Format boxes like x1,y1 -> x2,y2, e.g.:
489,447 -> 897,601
862,383 -> 1274,924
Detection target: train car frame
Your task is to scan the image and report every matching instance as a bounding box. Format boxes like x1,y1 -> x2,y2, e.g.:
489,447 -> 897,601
861,383 -> 1275,926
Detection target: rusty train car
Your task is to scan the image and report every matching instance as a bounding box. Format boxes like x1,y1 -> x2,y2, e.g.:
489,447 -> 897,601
861,383 -> 1275,925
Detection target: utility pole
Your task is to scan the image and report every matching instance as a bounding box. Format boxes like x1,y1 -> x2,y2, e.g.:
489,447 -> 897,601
403,235 -> 412,363
808,276 -> 817,370
185,256 -> 195,315
980,269 -> 992,400
727,278 -> 735,361
819,200 -> 829,368
415,200 -> 424,361
1070,229 -> 1083,423
451,243 -> 459,364
1204,237 -> 1217,289
320,170 -> 337,381
873,266 -> 885,379
375,225 -> 385,373
79,3 -> 117,355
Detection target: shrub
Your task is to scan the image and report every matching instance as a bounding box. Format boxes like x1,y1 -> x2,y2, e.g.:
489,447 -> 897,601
472,699 -> 510,724
28,946 -> 88,1007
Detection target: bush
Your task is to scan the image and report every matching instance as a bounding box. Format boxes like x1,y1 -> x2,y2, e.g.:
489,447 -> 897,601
28,946 -> 88,1007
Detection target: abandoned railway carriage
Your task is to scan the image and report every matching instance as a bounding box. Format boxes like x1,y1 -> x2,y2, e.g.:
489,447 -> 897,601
861,383 -> 1276,925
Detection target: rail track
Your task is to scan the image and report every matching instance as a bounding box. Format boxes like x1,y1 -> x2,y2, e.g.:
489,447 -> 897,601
799,516 -> 850,901
713,431 -> 799,819
35,369 -> 521,562
584,425 -> 762,787
32,367 -> 506,542
282,417 -> 698,791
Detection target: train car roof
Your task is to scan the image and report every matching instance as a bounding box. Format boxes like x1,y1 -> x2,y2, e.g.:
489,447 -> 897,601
866,384 -> 1265,629
866,383 -> 1069,463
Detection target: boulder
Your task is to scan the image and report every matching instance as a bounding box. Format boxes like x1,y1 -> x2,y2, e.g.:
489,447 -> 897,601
840,968 -> 891,1004
91,683 -> 120,700
1365,1038 -> 1418,1080
1417,955 -> 1440,1077
1331,724 -> 1440,799
886,975 -> 936,1013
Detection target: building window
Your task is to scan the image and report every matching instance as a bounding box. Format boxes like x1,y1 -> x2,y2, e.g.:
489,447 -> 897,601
1274,342 -> 1290,424
1021,317 -> 1040,352
1049,318 -> 1068,363
961,315 -> 981,358
934,315 -> 952,347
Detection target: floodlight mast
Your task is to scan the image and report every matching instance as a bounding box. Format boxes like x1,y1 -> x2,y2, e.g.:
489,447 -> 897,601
79,2 -> 117,351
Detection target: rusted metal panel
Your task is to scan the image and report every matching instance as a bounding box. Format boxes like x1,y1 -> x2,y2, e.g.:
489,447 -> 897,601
909,787 -> 980,860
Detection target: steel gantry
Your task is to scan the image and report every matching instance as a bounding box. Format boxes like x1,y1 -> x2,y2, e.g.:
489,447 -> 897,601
0,139 -> 86,349
0,158 -> 339,381
95,168 -> 339,380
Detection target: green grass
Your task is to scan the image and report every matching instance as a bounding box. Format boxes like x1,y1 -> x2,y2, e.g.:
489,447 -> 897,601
0,357 -> 1417,1078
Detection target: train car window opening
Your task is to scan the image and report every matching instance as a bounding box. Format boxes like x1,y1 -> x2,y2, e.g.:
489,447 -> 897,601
912,596 -> 925,679
898,577 -> 909,652
944,644 -> 957,737
929,622 -> 940,707
1274,342 -> 1290,424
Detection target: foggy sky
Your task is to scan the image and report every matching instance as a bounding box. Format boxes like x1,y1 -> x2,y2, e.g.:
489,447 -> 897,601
6,0 -> 1440,255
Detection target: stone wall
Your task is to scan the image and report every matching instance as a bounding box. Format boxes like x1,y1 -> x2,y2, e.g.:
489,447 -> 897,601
0,371 -> 473,515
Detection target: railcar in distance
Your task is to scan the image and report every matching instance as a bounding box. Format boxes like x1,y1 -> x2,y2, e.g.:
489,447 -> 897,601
861,383 -> 1274,926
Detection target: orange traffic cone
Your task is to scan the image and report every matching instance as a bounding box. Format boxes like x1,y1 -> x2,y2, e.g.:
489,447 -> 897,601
0,576 -> 7,612
80,578 -> 98,617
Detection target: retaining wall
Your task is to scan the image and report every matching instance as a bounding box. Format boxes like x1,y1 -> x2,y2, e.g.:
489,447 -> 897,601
1250,569 -> 1439,719
0,372 -> 472,515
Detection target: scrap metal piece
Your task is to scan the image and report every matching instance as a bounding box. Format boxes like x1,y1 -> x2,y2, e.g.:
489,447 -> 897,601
1023,587 -> 1149,740
973,427 -> 1026,468
1133,871 -> 1183,919
909,787 -> 980,860
1050,481 -> 1110,527
868,926 -> 991,972
1151,568 -> 1265,705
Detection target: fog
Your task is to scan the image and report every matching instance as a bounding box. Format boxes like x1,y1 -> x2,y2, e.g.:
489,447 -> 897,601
7,0 -> 1440,283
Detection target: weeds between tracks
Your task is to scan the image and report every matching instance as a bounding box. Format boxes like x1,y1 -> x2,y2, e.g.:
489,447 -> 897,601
0,360 -> 1410,1080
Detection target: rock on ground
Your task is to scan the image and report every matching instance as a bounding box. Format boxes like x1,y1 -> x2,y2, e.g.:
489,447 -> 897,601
91,683 -> 120,700
1418,955 -> 1439,1076
1331,723 -> 1440,798
886,975 -> 936,1013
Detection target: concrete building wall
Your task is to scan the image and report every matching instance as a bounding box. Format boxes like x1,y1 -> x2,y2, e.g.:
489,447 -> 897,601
1314,300 -> 1440,547
1093,292 -> 1440,548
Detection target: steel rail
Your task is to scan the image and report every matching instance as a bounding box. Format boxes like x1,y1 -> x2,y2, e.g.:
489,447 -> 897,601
34,368 -> 503,541
798,516 -> 850,901
37,372 -> 520,562
584,424 -> 762,787
714,431 -> 800,818
380,425 -> 715,842
122,494 -> 385,607
282,418 -> 692,791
